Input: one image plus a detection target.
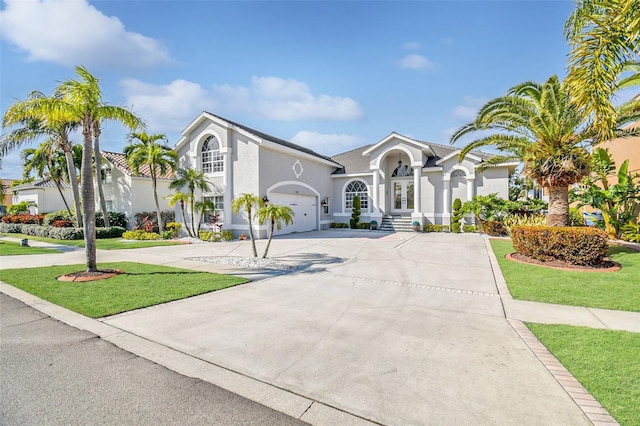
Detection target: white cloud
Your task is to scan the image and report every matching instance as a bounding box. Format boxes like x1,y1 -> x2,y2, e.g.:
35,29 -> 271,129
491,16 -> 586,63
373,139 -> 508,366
120,79 -> 215,133
291,131 -> 364,155
451,96 -> 489,121
400,54 -> 434,71
402,41 -> 421,50
213,76 -> 364,121
0,0 -> 173,70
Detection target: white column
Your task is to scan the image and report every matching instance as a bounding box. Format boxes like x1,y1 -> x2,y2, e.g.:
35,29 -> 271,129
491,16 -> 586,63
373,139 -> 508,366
222,147 -> 233,227
466,177 -> 475,202
413,166 -> 421,214
443,173 -> 451,218
372,169 -> 380,212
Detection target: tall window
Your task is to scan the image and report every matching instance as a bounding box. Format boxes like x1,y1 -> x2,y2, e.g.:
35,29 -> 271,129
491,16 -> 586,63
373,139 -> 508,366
345,180 -> 369,211
202,195 -> 224,223
201,136 -> 223,173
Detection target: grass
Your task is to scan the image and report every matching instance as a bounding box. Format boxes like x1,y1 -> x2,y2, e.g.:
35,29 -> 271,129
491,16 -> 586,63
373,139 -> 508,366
490,239 -> 640,312
0,233 -> 184,250
0,240 -> 62,256
528,324 -> 640,426
0,262 -> 248,318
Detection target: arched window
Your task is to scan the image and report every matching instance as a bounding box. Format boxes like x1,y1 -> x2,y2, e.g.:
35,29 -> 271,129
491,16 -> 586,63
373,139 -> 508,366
345,180 -> 369,211
451,169 -> 466,179
392,161 -> 413,177
201,136 -> 223,173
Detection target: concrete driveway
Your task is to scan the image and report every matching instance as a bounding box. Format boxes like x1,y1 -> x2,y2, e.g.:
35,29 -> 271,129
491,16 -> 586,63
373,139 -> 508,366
102,231 -> 589,425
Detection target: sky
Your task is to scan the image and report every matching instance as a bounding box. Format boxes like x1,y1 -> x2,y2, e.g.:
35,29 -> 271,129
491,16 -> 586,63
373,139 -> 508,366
0,0 -> 578,180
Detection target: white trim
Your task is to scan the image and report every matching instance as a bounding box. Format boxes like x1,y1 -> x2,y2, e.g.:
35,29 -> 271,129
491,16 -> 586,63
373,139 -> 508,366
341,178 -> 371,213
266,180 -> 320,197
362,132 -> 432,156
331,172 -> 373,178
435,149 -> 482,165
372,145 -> 418,169
449,165 -> 474,180
422,167 -> 443,173
260,140 -> 341,168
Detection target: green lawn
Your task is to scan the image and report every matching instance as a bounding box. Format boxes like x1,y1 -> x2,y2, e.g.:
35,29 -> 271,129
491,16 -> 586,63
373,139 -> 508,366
0,233 -> 184,250
490,239 -> 640,312
0,240 -> 62,256
528,324 -> 640,426
0,262 -> 248,318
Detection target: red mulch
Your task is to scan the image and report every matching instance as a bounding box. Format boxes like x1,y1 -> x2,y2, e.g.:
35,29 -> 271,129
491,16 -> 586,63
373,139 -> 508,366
57,269 -> 124,282
507,252 -> 620,272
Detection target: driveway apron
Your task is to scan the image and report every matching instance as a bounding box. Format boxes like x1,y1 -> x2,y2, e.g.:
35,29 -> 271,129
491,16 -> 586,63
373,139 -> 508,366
102,233 -> 589,425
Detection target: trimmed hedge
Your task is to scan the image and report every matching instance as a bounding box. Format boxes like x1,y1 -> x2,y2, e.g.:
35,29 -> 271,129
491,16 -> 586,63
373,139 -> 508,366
1,214 -> 45,224
462,225 -> 480,233
0,223 -> 124,240
424,224 -> 450,232
330,222 -> 349,228
511,225 -> 609,266
122,230 -> 160,240
481,220 -> 508,236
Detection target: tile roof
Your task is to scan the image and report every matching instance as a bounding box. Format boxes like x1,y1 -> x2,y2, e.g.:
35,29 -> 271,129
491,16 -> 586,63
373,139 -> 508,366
204,112 -> 341,166
102,151 -> 174,179
12,178 -> 71,190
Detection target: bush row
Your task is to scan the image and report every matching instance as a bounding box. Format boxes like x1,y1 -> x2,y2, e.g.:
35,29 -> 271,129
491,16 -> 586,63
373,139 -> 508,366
123,230 -> 160,240
0,223 -> 125,240
198,230 -> 235,242
511,225 -> 609,266
1,214 -> 45,224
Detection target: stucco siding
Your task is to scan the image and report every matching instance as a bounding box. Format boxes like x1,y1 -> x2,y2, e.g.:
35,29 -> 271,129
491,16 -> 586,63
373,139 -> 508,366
477,168 -> 510,198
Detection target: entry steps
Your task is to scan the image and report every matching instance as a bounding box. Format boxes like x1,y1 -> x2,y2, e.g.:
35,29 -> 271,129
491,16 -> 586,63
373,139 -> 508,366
379,215 -> 414,232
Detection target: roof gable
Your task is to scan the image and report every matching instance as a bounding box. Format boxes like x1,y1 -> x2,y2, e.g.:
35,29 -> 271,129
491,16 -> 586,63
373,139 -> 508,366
102,151 -> 174,179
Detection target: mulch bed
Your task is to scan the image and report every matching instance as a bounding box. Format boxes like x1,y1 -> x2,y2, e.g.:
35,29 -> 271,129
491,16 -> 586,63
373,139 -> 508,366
507,252 -> 621,272
57,269 -> 124,282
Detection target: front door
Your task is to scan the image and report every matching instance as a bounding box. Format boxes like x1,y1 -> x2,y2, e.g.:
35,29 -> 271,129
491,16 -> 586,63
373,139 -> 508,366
392,179 -> 414,212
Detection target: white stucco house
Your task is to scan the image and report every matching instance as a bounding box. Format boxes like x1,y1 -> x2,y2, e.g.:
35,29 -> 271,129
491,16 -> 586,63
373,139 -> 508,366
174,111 -> 517,237
12,151 -> 173,226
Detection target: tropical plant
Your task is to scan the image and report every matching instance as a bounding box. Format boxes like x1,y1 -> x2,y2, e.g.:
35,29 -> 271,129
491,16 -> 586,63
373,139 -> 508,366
124,132 -> 177,234
166,192 -> 192,237
21,141 -> 74,218
451,76 -> 593,227
256,203 -> 294,258
621,221 -> 640,243
570,147 -> 640,238
194,198 -> 216,233
564,0 -> 640,140
169,167 -> 211,239
2,90 -> 84,227
231,193 -> 263,257
350,195 -> 361,229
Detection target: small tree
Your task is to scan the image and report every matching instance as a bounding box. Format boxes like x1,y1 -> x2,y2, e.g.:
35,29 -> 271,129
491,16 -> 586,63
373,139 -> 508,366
451,198 -> 463,233
350,195 -> 361,229
257,204 -> 294,258
166,192 -> 192,237
231,193 -> 262,257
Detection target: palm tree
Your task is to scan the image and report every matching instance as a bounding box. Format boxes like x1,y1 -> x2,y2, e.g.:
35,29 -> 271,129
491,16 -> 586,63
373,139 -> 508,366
166,192 -> 191,237
53,66 -> 142,272
169,167 -> 211,238
124,132 -> 177,234
194,198 -> 216,234
256,203 -> 294,258
22,141 -> 73,217
564,0 -> 640,139
451,75 -> 593,227
231,193 -> 263,257
2,91 -> 84,227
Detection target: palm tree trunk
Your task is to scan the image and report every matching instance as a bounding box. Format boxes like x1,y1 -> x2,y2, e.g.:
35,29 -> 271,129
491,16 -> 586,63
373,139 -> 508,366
547,185 -> 569,227
152,176 -> 163,234
62,142 -> 83,228
190,196 -> 196,238
246,207 -> 258,257
262,221 -> 274,258
93,125 -> 110,227
81,120 -> 97,272
53,177 -> 72,217
180,200 -> 192,237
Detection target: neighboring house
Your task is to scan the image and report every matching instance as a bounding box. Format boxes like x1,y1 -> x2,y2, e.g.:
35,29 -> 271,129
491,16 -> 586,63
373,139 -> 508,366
11,179 -> 72,214
174,112 -> 517,238
597,120 -> 640,180
11,152 -> 174,227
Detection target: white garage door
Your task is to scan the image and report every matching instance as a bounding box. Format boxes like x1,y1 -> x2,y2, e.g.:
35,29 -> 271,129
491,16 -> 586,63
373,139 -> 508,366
268,193 -> 317,236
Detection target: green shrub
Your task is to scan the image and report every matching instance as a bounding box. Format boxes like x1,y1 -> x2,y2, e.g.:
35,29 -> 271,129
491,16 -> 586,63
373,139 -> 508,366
462,225 -> 480,233
8,201 -> 31,215
424,224 -> 450,232
96,211 -> 127,228
0,223 -> 23,233
511,225 -> 609,266
621,221 -> 640,243
43,210 -> 73,226
96,227 -> 125,238
481,220 -> 508,236
48,227 -> 84,240
350,195 -> 361,229
165,222 -> 182,238
221,230 -> 234,241
53,220 -> 74,228
569,208 -> 586,227
451,198 -> 463,233
122,230 -> 160,240
199,230 -> 214,241
330,222 -> 349,228
503,214 -> 547,235
356,222 -> 370,229
2,214 -> 45,224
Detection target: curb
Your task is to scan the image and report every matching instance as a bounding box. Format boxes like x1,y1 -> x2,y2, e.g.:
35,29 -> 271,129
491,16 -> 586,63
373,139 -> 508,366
483,237 -> 619,426
0,282 -> 377,426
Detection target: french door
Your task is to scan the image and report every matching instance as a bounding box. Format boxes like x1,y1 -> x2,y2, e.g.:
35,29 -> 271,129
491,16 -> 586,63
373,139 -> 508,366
392,179 -> 414,212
